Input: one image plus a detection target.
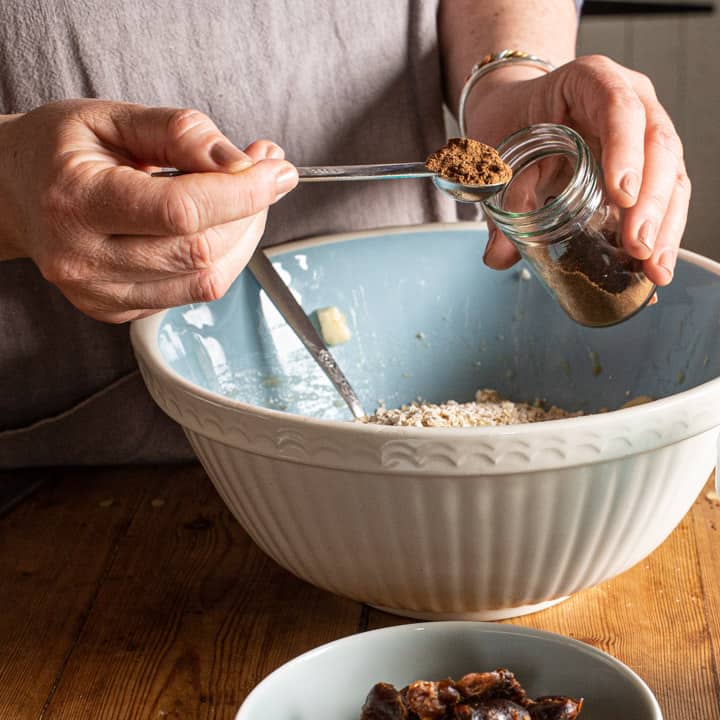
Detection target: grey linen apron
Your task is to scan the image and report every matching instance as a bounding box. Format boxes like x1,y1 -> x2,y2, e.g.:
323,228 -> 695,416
0,0 -> 454,467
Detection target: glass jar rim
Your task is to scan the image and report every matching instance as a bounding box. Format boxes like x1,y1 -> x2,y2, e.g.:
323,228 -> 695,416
482,123 -> 592,222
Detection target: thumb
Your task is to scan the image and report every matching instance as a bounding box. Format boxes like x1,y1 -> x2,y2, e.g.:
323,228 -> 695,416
92,103 -> 253,173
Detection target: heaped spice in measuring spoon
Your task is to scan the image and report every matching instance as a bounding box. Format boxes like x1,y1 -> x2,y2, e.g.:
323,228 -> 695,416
425,137 -> 512,186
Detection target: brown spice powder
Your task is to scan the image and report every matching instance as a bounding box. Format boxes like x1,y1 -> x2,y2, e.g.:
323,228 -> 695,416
425,137 -> 512,185
524,230 -> 655,327
542,263 -> 655,326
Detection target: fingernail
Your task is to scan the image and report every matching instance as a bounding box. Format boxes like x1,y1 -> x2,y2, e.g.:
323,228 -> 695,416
210,141 -> 252,171
656,249 -> 676,282
620,171 -> 640,201
275,164 -> 299,195
638,220 -> 654,253
264,143 -> 285,160
483,230 -> 497,263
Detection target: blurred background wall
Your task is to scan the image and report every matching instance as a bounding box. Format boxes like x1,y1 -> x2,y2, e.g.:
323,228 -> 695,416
577,6 -> 719,259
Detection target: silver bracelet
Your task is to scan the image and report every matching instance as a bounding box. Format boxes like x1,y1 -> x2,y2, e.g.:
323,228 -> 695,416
457,50 -> 556,136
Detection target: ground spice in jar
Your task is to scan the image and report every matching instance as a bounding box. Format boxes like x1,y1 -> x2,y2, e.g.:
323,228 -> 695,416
523,228 -> 655,327
482,124 -> 656,327
425,137 -> 512,185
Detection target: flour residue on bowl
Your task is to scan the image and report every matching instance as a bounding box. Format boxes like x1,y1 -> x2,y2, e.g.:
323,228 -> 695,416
365,389 -> 581,427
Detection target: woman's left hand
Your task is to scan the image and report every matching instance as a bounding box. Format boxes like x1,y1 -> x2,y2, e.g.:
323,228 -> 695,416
464,54 -> 690,287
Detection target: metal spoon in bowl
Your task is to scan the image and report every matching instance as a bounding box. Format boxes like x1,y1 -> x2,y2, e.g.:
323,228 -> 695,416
247,249 -> 367,422
151,162 -> 507,203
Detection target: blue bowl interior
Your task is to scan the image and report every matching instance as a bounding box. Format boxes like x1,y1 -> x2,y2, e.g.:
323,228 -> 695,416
158,227 -> 720,421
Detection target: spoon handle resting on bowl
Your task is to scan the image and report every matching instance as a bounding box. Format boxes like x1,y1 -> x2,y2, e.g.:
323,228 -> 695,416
247,250 -> 367,422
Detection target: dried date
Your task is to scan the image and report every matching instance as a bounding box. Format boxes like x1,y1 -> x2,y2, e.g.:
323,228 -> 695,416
361,682 -> 408,720
528,696 -> 583,720
405,679 -> 461,719
455,670 -> 527,705
455,698 -> 531,720
359,670 -> 582,720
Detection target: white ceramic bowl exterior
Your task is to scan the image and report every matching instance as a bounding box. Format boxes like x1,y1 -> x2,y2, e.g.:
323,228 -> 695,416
131,224 -> 720,620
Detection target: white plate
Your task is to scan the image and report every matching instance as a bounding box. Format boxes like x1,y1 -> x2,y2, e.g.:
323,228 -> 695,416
236,621 -> 662,720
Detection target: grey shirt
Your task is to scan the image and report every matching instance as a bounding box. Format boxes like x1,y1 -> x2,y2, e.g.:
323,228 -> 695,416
0,0 -> 455,466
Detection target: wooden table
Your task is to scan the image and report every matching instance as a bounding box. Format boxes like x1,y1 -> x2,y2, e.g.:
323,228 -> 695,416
0,464 -> 718,719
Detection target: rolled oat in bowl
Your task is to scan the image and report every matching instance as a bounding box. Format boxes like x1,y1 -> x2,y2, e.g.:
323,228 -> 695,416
365,389 -> 582,427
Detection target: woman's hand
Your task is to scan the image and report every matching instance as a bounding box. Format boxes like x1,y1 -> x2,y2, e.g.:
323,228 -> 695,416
464,55 -> 690,287
0,99 -> 298,322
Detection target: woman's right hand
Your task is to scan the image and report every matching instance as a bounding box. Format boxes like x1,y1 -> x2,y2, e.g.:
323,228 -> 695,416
0,99 -> 298,322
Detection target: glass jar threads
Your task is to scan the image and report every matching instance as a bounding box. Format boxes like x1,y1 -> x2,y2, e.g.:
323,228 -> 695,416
482,124 -> 656,327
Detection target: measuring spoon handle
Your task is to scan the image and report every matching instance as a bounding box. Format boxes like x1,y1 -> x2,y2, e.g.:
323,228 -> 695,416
151,162 -> 432,182
296,162 -> 431,181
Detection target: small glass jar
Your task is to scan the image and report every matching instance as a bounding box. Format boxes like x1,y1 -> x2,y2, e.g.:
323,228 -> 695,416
482,124 -> 655,327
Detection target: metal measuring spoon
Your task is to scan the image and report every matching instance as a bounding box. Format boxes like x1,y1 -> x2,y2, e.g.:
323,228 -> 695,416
152,162 -> 507,203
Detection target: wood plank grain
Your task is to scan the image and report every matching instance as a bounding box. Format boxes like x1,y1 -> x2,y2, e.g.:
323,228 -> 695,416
691,475 -> 720,707
509,511 -> 719,719
0,469 -> 45,519
367,478 -> 720,720
35,464 -> 361,720
3,463 -> 718,719
0,466 -> 149,719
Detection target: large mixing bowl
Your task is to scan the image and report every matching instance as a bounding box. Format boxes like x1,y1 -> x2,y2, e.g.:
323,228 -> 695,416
130,223 -> 720,620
